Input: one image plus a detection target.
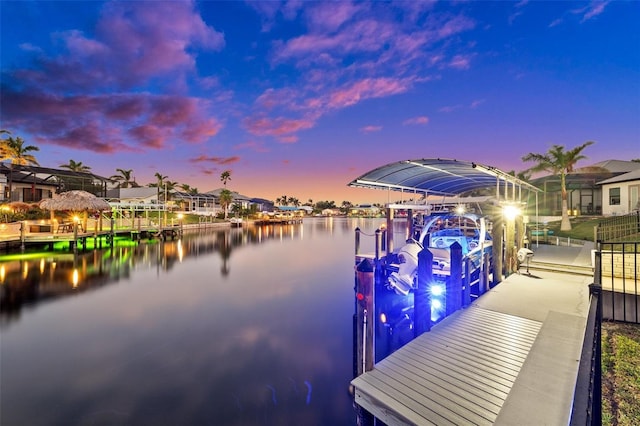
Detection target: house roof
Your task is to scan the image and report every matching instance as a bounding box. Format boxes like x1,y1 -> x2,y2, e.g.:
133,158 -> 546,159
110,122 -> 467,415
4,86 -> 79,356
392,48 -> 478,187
0,162 -> 111,183
597,169 -> 640,185
205,188 -> 252,201
348,158 -> 540,196
577,160 -> 640,174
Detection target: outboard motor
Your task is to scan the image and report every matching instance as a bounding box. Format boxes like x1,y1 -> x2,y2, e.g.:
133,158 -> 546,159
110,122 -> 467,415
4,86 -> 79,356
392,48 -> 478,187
387,240 -> 422,295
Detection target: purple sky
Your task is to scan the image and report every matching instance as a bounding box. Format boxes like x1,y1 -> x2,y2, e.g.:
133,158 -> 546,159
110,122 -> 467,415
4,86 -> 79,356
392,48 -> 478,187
1,1 -> 639,204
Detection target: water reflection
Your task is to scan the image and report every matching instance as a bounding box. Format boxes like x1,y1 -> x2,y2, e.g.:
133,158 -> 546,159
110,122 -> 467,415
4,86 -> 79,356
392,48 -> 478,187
0,218 -> 384,426
0,223 -> 322,325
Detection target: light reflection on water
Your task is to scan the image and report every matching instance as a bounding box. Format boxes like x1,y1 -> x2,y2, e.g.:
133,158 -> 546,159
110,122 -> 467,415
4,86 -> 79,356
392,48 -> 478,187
0,217 -> 384,426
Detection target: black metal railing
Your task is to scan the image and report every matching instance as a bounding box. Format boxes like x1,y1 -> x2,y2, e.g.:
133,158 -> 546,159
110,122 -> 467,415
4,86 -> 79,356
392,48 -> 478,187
598,241 -> 639,324
570,282 -> 602,426
596,211 -> 640,242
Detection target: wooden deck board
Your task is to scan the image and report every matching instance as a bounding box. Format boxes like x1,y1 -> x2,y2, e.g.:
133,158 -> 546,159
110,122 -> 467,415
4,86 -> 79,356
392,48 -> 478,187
380,356 -> 503,417
385,350 -> 508,406
397,342 -> 516,391
351,307 -> 542,425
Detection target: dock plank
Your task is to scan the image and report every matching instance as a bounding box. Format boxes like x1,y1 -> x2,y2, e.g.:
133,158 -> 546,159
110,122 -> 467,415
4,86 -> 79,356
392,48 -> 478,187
351,307 -> 542,426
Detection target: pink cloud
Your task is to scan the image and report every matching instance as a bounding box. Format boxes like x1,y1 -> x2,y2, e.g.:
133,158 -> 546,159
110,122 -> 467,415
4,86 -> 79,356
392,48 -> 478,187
306,2 -> 363,32
0,0 -> 226,155
403,116 -> 430,125
449,54 -> 471,70
327,78 -> 411,109
581,1 -> 610,21
129,124 -> 165,149
548,18 -> 563,28
10,1 -> 224,93
470,99 -> 485,108
189,155 -> 240,165
274,18 -> 395,61
244,115 -> 314,142
360,125 -> 382,133
439,105 -> 462,113
1,87 -> 222,153
436,15 -> 476,39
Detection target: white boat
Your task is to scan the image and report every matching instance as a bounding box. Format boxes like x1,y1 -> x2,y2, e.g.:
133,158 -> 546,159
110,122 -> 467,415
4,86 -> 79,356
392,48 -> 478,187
230,217 -> 243,227
386,212 -> 493,295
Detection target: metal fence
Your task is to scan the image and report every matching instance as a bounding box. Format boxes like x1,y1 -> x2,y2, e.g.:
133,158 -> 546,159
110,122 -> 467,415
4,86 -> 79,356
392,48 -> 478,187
598,241 -> 640,323
571,235 -> 639,425
596,211 -> 640,242
570,283 -> 602,426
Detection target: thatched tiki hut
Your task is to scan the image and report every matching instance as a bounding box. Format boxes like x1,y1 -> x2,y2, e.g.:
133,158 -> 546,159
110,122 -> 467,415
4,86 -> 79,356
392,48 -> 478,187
39,190 -> 111,231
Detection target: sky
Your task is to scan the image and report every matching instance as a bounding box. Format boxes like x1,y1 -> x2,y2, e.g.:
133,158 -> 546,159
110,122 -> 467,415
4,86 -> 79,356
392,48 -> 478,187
1,0 -> 639,205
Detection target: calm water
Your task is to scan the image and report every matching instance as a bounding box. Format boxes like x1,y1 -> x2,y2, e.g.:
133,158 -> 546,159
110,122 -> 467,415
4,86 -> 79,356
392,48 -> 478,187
1,217 -> 385,426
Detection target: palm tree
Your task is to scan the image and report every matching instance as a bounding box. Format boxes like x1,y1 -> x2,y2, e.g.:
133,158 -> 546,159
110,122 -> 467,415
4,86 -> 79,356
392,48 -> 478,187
60,159 -> 91,172
522,141 -> 594,231
341,200 -> 354,214
220,170 -> 232,187
148,172 -> 169,202
219,188 -> 234,220
276,195 -> 289,206
508,170 -> 531,181
109,168 -> 139,188
178,183 -> 192,193
290,197 -> 300,207
1,135 -> 40,200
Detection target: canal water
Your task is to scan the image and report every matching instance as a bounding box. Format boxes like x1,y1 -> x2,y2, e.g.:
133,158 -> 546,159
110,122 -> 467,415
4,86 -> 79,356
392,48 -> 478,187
0,217 -> 385,426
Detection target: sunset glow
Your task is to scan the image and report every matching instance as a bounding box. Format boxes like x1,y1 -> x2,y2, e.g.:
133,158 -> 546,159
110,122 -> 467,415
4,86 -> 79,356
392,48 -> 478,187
1,1 -> 638,204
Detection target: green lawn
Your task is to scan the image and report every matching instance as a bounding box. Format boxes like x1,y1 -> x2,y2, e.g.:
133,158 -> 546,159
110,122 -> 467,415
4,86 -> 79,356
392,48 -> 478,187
541,217 -> 601,241
602,322 -> 640,425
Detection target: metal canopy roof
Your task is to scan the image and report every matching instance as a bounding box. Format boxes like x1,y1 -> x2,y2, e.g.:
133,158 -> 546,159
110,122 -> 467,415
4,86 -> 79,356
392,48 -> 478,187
348,158 -> 541,196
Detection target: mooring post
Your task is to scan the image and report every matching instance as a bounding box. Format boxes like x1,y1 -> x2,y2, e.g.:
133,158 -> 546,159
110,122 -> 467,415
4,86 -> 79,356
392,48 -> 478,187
386,207 -> 394,254
463,257 -> 471,307
19,221 -> 25,252
492,217 -> 504,287
109,216 -> 115,247
478,252 -> 487,295
483,252 -> 491,292
355,227 -> 361,256
374,228 -> 381,263
447,242 -> 463,315
415,248 -> 433,336
72,222 -> 78,254
355,258 -> 375,376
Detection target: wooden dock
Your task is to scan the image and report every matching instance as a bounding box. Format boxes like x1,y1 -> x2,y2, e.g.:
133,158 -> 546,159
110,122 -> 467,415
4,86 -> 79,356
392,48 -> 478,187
351,307 -> 542,425
351,265 -> 593,426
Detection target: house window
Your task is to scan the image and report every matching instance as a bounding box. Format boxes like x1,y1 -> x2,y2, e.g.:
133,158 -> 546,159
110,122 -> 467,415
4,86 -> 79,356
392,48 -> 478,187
609,187 -> 620,205
22,188 -> 43,202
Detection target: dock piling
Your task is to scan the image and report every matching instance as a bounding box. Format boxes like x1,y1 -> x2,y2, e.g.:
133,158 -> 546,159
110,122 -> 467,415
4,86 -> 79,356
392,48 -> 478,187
447,242 -> 463,315
355,258 -> 375,377
414,248 -> 433,336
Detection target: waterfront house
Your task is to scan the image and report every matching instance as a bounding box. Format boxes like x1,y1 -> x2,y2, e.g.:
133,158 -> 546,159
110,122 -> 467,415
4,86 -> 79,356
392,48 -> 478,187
1,162 -> 110,202
598,169 -> 640,215
528,159 -> 640,216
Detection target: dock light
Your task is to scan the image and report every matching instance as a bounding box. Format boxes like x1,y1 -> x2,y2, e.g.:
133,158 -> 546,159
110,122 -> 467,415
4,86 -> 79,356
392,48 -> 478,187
431,284 -> 444,297
380,313 -> 387,324
73,215 -> 80,223
455,205 -> 465,215
177,213 -> 184,220
503,204 -> 520,221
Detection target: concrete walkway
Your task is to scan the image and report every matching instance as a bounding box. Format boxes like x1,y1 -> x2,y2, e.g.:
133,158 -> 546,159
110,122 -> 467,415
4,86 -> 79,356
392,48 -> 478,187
529,242 -> 595,269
